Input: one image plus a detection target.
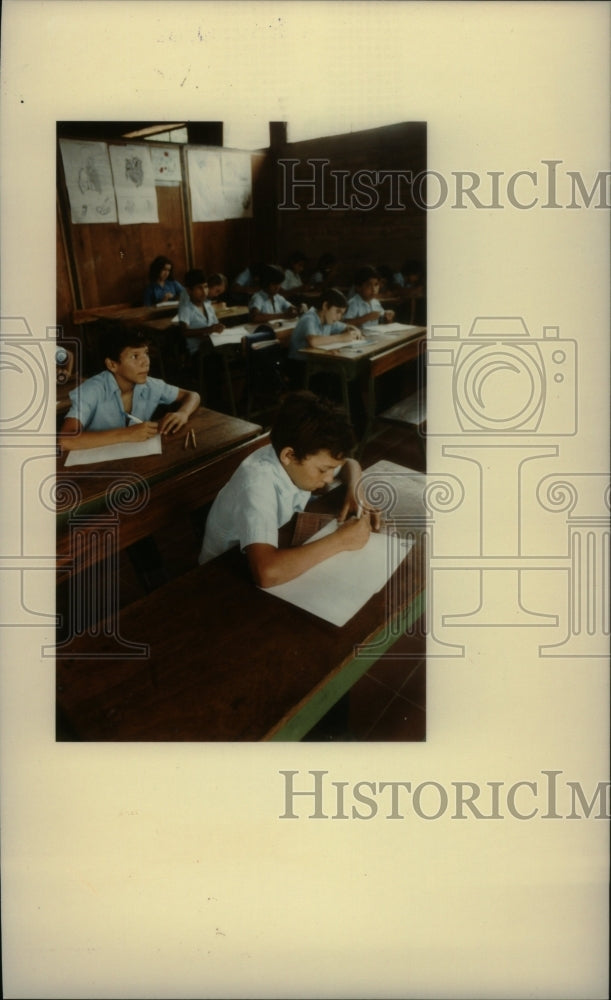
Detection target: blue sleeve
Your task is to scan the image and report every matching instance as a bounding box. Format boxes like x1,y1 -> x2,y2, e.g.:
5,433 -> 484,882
147,376 -> 180,408
65,379 -> 102,428
289,314 -> 317,359
143,284 -> 156,306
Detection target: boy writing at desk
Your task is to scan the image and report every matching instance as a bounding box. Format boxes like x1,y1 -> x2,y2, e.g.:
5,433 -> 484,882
199,391 -> 379,587
59,326 -> 199,452
345,265 -> 395,328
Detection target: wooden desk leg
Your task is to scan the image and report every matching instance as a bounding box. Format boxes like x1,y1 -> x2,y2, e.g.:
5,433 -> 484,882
305,362 -> 352,422
222,352 -> 237,417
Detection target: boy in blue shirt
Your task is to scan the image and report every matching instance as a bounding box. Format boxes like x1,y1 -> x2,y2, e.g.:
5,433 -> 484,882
249,264 -> 298,324
178,269 -> 226,357
59,326 -> 200,452
288,288 -> 363,361
345,265 -> 395,328
199,391 -> 377,586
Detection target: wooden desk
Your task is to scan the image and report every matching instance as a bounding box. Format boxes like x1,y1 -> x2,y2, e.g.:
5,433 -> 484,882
56,467 -> 426,742
74,302 -> 178,327
299,326 -> 426,421
57,407 -> 266,572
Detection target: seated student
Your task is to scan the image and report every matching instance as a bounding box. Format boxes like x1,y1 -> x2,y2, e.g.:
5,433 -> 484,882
58,325 -> 200,451
344,266 -> 395,328
143,256 -> 185,307
281,251 -> 308,292
178,269 -> 226,357
375,264 -> 395,296
249,264 -> 298,324
393,258 -> 424,292
392,259 -> 426,323
199,391 -> 378,585
288,288 -> 362,362
206,273 -> 228,307
309,252 -> 338,289
230,262 -> 263,303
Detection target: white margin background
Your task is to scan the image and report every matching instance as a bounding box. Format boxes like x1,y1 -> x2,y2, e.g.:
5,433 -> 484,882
1,2 -> 609,998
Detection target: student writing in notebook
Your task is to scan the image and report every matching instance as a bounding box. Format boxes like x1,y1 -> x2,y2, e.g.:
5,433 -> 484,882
199,391 -> 379,586
58,326 -> 199,452
344,265 -> 395,328
286,288 -> 363,386
249,264 -> 299,324
177,269 -> 226,357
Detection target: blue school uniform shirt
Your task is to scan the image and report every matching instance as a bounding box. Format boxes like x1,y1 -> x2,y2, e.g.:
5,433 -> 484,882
65,370 -> 179,430
143,279 -> 184,307
199,443 -> 311,565
177,297 -> 219,355
249,290 -> 292,315
288,307 -> 347,360
344,293 -> 384,324
281,268 -> 302,291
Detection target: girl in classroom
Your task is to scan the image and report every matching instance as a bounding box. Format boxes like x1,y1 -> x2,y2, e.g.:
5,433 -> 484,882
143,256 -> 185,306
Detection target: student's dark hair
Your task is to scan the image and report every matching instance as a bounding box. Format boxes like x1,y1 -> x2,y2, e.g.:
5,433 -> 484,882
184,268 -> 206,288
270,391 -> 355,461
401,258 -> 423,276
317,252 -> 337,272
285,250 -> 307,267
376,264 -> 394,284
353,265 -> 379,287
261,264 -> 286,288
318,287 -> 347,311
102,324 -> 150,363
149,256 -> 173,282
207,272 -> 227,288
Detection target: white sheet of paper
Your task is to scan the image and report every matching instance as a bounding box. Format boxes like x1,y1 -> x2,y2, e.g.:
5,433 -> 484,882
63,435 -> 162,467
209,325 -> 251,346
263,519 -> 414,627
362,322 -> 421,335
315,337 -> 371,351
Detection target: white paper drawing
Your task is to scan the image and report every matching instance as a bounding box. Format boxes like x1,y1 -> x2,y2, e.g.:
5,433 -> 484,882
187,148 -> 225,221
150,146 -> 182,185
108,143 -> 159,224
59,140 -> 118,224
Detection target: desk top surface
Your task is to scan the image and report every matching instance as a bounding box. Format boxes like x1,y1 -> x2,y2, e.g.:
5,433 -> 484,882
298,325 -> 426,362
56,467 -> 426,742
57,407 -> 263,504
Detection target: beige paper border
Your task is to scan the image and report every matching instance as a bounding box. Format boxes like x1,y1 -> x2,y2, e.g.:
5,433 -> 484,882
1,2 -> 609,998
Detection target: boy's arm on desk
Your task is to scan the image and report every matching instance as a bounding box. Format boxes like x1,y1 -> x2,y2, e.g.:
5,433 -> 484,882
246,514 -> 371,589
58,417 -> 160,452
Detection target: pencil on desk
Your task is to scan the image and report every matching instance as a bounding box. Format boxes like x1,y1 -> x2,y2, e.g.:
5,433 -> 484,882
190,428 -> 197,448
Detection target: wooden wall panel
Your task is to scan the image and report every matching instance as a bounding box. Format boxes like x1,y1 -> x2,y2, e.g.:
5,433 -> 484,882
188,151 -> 277,284
57,138 -> 277,320
273,122 -> 427,285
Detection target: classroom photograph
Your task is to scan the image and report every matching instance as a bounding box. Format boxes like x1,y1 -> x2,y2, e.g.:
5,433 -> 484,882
55,119 -> 428,743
